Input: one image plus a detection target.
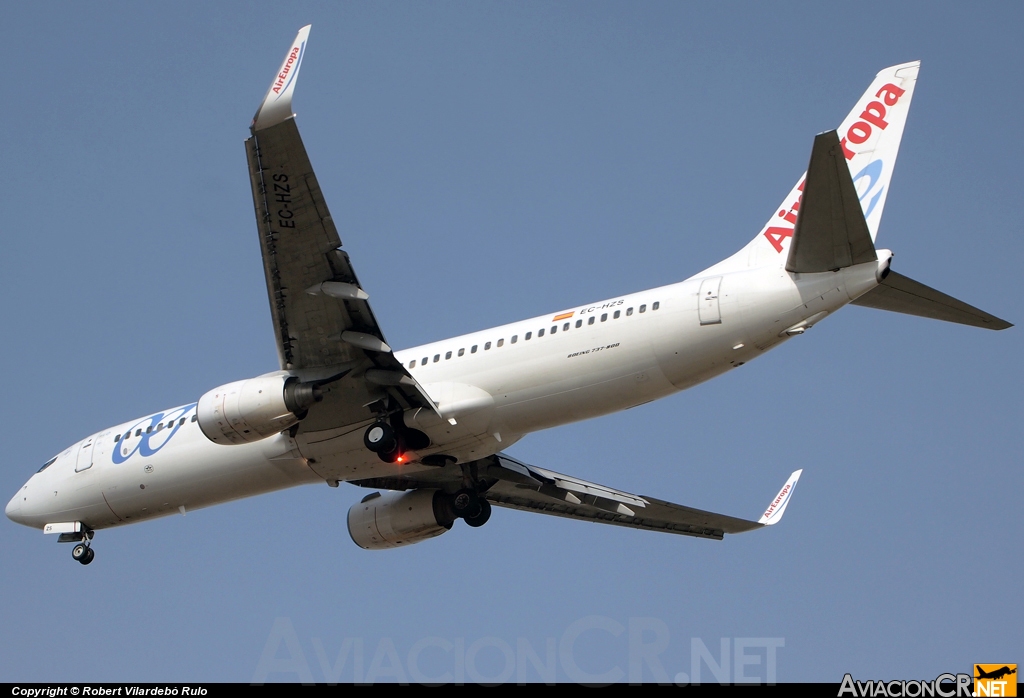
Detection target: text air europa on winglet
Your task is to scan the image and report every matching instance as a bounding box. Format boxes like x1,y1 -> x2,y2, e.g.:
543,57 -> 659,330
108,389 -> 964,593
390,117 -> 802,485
759,61 -> 920,256
758,470 -> 803,526
252,24 -> 312,132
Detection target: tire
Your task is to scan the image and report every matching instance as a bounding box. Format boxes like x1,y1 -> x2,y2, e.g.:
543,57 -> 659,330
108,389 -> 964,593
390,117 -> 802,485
82,547 -> 95,565
376,442 -> 403,463
363,422 -> 396,454
72,543 -> 88,562
451,489 -> 480,518
464,499 -> 491,528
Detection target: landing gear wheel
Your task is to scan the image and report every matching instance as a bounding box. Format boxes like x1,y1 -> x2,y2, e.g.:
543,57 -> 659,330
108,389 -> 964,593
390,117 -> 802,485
72,543 -> 94,565
451,488 -> 480,519
363,422 -> 396,453
464,498 -> 491,528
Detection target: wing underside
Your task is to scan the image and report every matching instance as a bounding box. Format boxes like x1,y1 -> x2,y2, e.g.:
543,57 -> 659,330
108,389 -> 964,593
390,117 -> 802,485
246,27 -> 436,432
353,453 -> 801,541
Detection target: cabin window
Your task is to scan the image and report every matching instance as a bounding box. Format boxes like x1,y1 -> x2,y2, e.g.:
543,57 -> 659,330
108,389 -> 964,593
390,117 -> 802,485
550,325 -> 557,334
575,320 -> 582,328
563,322 -> 570,331
614,310 -> 621,319
146,426 -> 153,434
511,335 -> 517,344
627,307 -> 633,316
409,359 -> 417,368
485,342 -> 491,350
445,351 -> 452,360
179,418 -> 186,427
191,415 -> 198,423
639,304 -> 647,313
422,357 -> 428,365
458,348 -> 465,357
601,313 -> 608,322
588,316 -> 595,325
653,301 -> 660,310
114,434 -> 121,442
497,338 -> 504,347
433,354 -> 440,363
471,345 -> 478,353
525,332 -> 532,340
136,429 -> 142,437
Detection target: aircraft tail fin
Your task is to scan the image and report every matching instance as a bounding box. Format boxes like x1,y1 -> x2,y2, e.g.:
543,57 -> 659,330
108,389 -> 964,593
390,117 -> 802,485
702,62 -> 919,275
851,271 -> 1012,330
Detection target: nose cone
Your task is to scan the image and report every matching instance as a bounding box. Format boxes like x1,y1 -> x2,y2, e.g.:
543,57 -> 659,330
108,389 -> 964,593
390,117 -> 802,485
6,490 -> 26,526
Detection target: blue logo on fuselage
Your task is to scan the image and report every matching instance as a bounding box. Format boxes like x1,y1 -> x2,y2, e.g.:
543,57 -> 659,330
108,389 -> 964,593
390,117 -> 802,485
112,403 -> 197,464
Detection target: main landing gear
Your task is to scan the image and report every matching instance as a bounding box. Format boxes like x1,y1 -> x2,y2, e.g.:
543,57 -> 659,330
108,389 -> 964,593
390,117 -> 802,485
363,416 -> 430,464
450,488 -> 491,528
364,421 -> 400,462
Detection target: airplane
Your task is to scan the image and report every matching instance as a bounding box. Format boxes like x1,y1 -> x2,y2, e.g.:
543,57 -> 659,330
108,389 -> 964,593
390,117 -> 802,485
975,666 -> 1016,681
6,27 -> 1011,565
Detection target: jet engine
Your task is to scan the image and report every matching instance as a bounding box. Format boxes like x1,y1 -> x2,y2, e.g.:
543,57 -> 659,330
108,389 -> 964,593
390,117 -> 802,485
347,489 -> 455,550
196,373 -> 322,445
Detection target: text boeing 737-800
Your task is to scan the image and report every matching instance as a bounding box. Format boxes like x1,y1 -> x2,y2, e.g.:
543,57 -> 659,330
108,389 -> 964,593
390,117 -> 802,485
5,27 -> 1010,565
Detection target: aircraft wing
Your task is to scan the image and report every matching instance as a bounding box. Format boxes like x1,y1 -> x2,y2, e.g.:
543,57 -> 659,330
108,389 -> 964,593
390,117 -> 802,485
246,27 -> 436,431
353,453 -> 803,541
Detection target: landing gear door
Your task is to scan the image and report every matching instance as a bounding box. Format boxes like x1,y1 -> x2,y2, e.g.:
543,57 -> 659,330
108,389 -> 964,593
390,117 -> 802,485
698,276 -> 722,326
75,437 -> 95,472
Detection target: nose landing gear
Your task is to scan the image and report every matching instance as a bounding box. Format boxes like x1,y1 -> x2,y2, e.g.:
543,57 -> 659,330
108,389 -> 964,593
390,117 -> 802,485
59,528 -> 95,565
71,542 -> 95,565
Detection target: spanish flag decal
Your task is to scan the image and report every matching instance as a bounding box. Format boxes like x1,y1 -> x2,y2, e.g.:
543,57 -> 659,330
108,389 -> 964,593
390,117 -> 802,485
552,311 -> 574,322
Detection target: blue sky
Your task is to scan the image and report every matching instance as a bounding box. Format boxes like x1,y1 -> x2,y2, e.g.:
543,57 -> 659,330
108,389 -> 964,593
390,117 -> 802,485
1,2 -> 1020,683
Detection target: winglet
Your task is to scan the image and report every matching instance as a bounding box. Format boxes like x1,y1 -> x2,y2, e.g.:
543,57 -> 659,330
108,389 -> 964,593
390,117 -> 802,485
758,470 -> 803,525
252,25 -> 312,132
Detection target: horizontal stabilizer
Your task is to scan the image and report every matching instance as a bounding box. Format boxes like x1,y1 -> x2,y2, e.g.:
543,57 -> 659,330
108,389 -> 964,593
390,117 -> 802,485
787,131 -> 877,273
852,271 -> 1012,330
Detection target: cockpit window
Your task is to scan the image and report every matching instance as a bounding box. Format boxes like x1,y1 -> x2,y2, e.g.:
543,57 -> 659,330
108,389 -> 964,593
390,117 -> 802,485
37,456 -> 58,473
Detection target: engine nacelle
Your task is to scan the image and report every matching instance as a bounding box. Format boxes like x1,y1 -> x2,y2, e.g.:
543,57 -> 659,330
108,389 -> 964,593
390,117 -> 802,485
197,373 -> 321,445
347,489 -> 454,550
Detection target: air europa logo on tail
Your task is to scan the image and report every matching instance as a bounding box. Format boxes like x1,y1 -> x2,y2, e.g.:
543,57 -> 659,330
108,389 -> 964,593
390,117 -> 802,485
838,83 -> 906,160
272,44 -> 303,97
763,81 -> 907,254
762,483 -> 792,520
764,179 -> 805,254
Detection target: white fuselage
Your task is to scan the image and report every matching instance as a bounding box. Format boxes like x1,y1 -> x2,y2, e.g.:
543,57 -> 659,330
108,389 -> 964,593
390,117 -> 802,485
4,257 -> 887,531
